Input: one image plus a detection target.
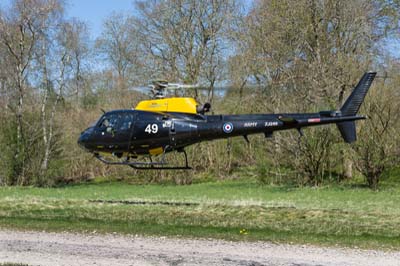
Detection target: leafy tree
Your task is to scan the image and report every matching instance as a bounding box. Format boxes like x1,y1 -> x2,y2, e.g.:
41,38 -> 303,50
353,71 -> 400,189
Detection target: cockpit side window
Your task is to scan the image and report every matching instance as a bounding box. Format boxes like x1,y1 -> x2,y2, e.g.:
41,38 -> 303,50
120,113 -> 134,131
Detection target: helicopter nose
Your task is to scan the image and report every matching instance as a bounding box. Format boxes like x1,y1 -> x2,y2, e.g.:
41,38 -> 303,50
78,128 -> 93,150
77,133 -> 88,148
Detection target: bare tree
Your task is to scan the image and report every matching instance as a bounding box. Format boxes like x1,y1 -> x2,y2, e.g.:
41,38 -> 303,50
134,0 -> 239,101
38,27 -> 70,175
63,18 -> 90,99
35,10 -> 90,177
0,0 -> 63,182
96,12 -> 141,90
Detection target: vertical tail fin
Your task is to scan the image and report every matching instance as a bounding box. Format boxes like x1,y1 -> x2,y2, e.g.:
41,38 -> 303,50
337,121 -> 356,143
337,72 -> 376,143
340,72 -> 376,116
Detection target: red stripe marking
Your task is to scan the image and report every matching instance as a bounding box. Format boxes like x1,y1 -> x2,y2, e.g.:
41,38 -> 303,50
308,118 -> 321,123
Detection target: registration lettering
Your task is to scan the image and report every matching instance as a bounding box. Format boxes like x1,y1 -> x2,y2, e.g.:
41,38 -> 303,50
265,121 -> 278,127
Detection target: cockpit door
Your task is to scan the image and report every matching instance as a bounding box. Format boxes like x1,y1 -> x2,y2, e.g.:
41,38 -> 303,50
127,112 -> 137,152
95,112 -> 135,152
116,112 -> 135,152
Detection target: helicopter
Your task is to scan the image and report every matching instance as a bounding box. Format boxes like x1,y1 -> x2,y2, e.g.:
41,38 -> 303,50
78,72 -> 376,170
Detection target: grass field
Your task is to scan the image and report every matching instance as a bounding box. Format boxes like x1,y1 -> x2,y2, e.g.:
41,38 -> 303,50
1,178 -> 400,250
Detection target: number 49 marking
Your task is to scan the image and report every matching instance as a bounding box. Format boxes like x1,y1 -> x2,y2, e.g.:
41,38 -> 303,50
145,124 -> 158,134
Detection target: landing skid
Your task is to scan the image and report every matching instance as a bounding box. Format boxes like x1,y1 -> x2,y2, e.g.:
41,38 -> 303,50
94,147 -> 191,170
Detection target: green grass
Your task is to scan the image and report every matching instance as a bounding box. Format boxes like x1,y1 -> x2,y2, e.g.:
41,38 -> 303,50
1,179 -> 400,249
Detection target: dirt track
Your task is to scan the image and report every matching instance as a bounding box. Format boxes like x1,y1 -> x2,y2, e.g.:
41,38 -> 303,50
0,230 -> 399,266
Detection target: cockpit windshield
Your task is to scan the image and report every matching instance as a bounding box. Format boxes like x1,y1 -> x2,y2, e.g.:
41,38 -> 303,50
97,112 -> 134,131
89,120 -> 98,128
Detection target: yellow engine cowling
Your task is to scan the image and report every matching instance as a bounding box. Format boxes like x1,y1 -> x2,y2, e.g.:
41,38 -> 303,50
135,97 -> 199,114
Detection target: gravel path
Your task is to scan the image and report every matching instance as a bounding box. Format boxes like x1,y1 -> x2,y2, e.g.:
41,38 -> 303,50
0,230 -> 399,266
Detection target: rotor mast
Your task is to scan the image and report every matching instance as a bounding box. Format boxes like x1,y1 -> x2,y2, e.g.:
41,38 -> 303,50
149,80 -> 198,99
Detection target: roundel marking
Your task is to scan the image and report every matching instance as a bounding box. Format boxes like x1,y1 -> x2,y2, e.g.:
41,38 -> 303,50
223,122 -> 234,133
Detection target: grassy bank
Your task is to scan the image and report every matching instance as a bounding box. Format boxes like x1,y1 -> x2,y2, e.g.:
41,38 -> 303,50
1,179 -> 400,249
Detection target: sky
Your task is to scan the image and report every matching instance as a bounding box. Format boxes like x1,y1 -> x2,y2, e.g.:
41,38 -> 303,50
0,0 -> 398,58
65,0 -> 134,38
1,0 -> 135,39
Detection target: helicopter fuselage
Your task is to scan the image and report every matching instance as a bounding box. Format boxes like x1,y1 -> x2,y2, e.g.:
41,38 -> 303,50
78,109 -> 363,158
77,72 -> 376,170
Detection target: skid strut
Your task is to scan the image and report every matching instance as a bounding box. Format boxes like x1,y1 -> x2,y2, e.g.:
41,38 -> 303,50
94,146 -> 191,170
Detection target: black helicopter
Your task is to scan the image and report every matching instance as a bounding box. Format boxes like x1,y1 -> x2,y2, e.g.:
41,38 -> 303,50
78,72 -> 376,169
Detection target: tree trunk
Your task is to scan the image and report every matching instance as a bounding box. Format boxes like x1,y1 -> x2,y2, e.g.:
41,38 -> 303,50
16,64 -> 25,185
41,87 -> 49,173
341,150 -> 353,180
367,174 -> 379,190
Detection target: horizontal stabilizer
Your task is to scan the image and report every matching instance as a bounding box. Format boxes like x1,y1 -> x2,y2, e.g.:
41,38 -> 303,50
278,116 -> 298,124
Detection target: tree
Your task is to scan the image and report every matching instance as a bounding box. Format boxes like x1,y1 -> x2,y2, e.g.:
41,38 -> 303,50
231,0 -> 400,183
0,0 -> 88,185
134,0 -> 239,101
0,0 -> 63,183
96,12 -> 141,90
353,68 -> 400,189
63,18 -> 90,100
